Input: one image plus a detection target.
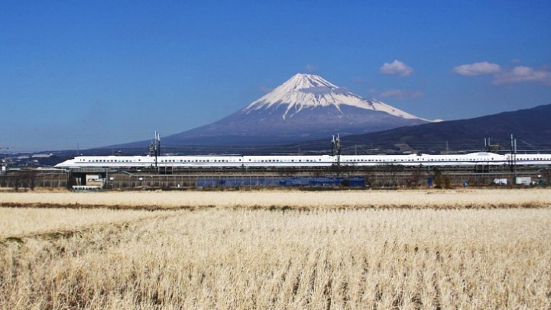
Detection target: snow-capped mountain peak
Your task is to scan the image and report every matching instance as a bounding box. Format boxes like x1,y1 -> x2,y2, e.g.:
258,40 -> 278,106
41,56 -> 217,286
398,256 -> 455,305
244,73 -> 427,121
278,73 -> 338,91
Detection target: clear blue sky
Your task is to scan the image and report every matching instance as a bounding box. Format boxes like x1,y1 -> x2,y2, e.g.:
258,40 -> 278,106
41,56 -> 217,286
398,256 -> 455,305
1,0 -> 550,152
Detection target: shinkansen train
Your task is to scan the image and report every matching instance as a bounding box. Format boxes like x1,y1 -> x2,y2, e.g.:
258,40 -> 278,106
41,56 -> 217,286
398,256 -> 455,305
54,152 -> 551,169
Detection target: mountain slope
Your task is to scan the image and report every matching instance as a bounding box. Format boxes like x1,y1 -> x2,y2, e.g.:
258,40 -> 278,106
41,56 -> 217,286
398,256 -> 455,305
158,73 -> 430,146
295,103 -> 551,153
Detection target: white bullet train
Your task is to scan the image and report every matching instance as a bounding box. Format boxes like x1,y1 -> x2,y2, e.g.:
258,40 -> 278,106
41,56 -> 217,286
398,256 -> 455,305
54,152 -> 551,169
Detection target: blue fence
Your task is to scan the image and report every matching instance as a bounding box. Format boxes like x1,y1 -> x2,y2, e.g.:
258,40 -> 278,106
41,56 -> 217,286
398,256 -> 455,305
197,176 -> 365,187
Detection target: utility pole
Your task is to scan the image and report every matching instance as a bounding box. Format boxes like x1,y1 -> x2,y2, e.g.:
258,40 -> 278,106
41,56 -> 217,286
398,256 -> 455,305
511,134 -> 517,184
331,135 -> 335,157
0,141 -> 3,174
149,132 -> 161,172
336,133 -> 342,167
0,141 -> 7,174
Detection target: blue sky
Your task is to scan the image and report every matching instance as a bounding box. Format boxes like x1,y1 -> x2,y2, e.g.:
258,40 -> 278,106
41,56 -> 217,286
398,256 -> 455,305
1,0 -> 550,152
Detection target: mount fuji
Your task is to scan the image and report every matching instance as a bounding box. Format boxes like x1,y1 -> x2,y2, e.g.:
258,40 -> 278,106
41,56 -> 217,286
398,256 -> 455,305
148,73 -> 432,146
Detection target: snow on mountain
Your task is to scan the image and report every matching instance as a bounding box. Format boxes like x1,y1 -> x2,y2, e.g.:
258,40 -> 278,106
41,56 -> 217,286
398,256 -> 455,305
152,73 -> 433,146
244,73 -> 426,121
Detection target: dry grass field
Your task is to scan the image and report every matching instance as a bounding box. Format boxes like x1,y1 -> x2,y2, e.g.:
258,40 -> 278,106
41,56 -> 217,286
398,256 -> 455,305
1,190 -> 551,309
0,208 -> 168,240
1,188 -> 551,209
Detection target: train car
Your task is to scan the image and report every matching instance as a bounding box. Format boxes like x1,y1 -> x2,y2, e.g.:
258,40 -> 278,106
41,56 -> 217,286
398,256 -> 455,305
54,152 -> 551,169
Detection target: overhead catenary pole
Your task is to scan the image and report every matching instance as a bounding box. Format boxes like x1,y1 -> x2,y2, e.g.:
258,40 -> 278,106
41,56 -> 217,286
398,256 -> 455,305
0,141 -> 8,173
152,131 -> 161,172
0,141 -> 3,173
511,134 -> 517,183
331,135 -> 335,157
336,133 -> 341,167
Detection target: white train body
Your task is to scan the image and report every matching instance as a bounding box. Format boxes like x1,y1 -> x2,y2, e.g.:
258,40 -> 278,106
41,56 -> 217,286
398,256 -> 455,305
54,152 -> 551,169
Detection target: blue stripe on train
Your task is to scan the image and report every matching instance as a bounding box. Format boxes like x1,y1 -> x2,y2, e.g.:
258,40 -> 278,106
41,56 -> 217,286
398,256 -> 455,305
197,177 -> 366,187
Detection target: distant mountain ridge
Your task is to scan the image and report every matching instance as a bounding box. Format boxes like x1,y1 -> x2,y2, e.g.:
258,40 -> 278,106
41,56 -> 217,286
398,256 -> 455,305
294,103 -> 551,153
127,73 -> 431,147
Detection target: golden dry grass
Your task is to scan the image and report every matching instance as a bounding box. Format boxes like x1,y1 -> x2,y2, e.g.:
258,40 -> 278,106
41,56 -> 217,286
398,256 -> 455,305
1,208 -> 551,309
0,207 -> 166,240
1,188 -> 551,209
